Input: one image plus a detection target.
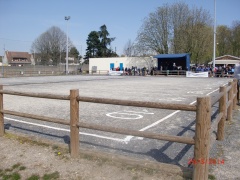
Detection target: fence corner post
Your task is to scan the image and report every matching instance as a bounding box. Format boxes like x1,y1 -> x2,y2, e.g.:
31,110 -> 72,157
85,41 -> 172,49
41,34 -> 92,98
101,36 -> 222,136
70,89 -> 79,158
0,85 -> 4,137
233,79 -> 238,110
217,86 -> 226,140
193,96 -> 211,180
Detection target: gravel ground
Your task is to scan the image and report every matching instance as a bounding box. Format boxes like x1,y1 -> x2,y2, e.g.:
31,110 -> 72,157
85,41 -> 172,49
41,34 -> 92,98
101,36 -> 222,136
209,108 -> 240,180
0,133 -> 188,180
1,108 -> 239,180
1,75 -> 239,179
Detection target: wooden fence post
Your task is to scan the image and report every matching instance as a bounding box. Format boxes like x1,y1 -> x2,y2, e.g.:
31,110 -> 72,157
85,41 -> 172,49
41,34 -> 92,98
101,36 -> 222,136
233,79 -> 238,110
227,81 -> 233,121
217,86 -> 226,140
0,85 -> 4,137
70,89 -> 79,158
238,80 -> 240,104
193,96 -> 211,180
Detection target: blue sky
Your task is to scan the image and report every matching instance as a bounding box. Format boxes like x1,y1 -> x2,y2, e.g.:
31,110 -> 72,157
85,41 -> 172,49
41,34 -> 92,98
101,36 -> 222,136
0,0 -> 240,57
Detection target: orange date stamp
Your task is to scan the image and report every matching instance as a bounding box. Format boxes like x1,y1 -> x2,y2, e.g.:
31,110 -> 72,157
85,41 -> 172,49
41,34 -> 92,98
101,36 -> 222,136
188,158 -> 225,165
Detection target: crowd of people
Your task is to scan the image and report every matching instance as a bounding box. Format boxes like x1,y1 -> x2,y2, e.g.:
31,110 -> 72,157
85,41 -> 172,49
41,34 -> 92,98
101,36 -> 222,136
191,64 -> 235,77
123,66 -> 149,76
111,64 -> 236,77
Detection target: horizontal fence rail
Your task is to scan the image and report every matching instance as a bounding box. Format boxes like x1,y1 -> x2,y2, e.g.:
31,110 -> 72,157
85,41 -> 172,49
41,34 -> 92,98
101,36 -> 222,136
0,90 -> 70,100
1,109 -> 69,126
0,79 -> 239,180
77,121 -> 195,145
0,90 -> 196,111
77,96 -> 197,111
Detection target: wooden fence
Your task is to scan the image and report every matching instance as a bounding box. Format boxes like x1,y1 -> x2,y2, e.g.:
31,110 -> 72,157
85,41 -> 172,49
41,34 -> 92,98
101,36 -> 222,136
0,79 -> 239,180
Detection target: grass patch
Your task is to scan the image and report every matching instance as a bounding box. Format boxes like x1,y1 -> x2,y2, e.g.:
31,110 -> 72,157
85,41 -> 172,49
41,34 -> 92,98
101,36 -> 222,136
12,163 -> 21,170
2,172 -> 21,180
0,163 -> 60,180
42,171 -> 60,180
26,174 -> 40,180
19,166 -> 26,171
4,132 -> 50,148
208,174 -> 216,180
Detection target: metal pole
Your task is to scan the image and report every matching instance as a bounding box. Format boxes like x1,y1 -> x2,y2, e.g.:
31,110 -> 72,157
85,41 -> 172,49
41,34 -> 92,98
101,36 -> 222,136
66,20 -> 68,74
213,0 -> 216,72
65,16 -> 70,75
1,55 -> 3,77
2,45 -> 5,78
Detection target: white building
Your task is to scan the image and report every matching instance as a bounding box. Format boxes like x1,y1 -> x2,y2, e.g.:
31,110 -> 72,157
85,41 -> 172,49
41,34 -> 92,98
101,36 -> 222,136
89,56 -> 157,74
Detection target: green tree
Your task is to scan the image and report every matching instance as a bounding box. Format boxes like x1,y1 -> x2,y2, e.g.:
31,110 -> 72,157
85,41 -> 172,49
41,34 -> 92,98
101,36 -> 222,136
216,25 -> 232,56
231,21 -> 240,57
98,24 -> 116,57
69,46 -> 79,63
85,31 -> 101,58
85,25 -> 117,59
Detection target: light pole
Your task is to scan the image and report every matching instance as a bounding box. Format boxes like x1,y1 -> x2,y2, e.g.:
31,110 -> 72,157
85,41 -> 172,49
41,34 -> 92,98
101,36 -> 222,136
213,0 -> 216,73
65,16 -> 70,74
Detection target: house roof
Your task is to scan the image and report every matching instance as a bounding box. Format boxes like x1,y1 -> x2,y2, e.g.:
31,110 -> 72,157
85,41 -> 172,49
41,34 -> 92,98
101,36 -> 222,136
153,53 -> 190,59
208,55 -> 240,65
208,60 -> 240,65
5,51 -> 31,63
215,55 -> 240,60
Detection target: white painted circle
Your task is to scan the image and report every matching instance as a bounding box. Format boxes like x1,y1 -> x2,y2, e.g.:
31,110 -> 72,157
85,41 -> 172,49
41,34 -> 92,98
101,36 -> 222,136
106,112 -> 143,119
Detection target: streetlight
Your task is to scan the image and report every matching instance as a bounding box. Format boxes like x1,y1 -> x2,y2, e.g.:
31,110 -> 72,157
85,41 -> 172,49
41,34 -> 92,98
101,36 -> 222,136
65,16 -> 70,74
213,0 -> 216,73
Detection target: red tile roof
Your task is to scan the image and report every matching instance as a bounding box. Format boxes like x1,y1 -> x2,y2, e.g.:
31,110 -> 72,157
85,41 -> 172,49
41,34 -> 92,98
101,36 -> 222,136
5,51 -> 31,64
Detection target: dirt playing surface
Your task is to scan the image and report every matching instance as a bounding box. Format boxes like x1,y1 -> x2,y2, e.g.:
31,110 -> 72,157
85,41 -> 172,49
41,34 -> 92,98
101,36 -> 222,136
0,132 -> 190,180
2,110 -> 240,180
1,76 -> 239,179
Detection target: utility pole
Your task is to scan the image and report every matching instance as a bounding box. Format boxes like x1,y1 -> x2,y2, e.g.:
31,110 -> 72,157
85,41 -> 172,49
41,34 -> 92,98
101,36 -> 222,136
65,16 -> 70,75
213,0 -> 216,73
2,45 -> 5,77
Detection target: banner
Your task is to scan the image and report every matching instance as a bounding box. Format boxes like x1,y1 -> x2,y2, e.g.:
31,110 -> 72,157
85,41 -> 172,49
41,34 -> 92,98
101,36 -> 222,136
186,71 -> 209,78
108,70 -> 123,76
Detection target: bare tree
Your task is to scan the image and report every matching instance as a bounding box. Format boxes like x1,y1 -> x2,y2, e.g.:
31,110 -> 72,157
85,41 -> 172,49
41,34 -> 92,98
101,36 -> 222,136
136,4 -> 171,55
173,7 -> 213,63
31,26 -> 73,65
136,2 -> 213,64
123,39 -> 135,57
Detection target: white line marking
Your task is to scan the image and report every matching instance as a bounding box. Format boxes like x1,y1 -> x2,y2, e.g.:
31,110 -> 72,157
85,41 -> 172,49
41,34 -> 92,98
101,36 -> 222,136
139,110 -> 181,132
5,117 -> 127,143
106,112 -> 143,119
206,88 -> 220,95
4,84 -> 227,144
123,110 -> 154,114
124,86 -> 224,142
124,111 -> 180,142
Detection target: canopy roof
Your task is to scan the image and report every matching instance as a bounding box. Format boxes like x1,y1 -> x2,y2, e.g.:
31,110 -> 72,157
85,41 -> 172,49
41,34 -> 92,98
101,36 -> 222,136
153,53 -> 189,59
153,53 -> 190,70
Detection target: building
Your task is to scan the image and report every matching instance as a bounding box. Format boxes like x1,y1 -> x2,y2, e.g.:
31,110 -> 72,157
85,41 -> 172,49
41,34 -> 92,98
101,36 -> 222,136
208,55 -> 240,66
89,56 -> 157,73
3,51 -> 34,66
153,53 -> 190,71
